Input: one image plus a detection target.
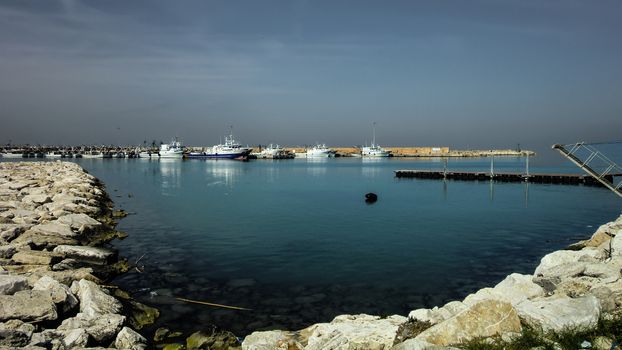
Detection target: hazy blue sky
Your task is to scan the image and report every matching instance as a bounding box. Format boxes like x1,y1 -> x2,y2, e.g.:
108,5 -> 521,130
1,0 -> 621,153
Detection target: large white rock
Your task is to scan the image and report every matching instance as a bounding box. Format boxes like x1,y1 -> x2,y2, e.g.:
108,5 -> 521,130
534,249 -> 602,277
61,328 -> 89,348
53,245 -> 115,265
515,294 -> 600,333
73,279 -> 122,318
0,290 -> 58,322
303,314 -> 407,350
0,274 -> 28,295
56,213 -> 101,230
409,301 -> 468,325
33,276 -> 78,313
414,300 -> 521,346
493,273 -> 545,303
30,222 -> 77,237
22,194 -> 52,205
58,312 -> 125,342
115,327 -> 147,350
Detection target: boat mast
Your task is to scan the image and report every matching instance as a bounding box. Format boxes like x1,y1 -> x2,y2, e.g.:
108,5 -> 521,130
372,122 -> 376,147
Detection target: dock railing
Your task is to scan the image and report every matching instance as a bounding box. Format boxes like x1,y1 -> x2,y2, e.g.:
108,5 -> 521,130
553,142 -> 622,198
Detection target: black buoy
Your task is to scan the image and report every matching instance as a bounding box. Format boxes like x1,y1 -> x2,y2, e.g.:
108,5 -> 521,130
365,192 -> 378,204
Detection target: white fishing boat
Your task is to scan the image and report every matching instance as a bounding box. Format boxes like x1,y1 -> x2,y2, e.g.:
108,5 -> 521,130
159,138 -> 184,158
81,151 -> 103,159
0,152 -> 25,158
306,144 -> 335,158
45,152 -> 63,158
361,123 -> 391,157
254,144 -> 294,159
186,133 -> 252,160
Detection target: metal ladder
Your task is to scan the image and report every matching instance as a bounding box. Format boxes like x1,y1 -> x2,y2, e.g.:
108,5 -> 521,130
553,143 -> 622,197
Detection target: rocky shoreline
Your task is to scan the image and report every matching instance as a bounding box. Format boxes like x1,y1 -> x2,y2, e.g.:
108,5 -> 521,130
0,161 -> 155,349
3,161 -> 621,350
242,214 -> 622,350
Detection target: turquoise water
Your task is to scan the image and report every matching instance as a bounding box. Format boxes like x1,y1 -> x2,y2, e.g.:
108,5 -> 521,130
5,157 -> 622,335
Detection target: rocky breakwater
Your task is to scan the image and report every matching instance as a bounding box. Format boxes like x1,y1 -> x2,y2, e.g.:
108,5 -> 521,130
242,214 -> 622,350
0,161 -> 150,349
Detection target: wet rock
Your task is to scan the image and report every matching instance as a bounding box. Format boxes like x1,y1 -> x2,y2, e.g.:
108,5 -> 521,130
414,300 -> 521,346
33,275 -> 78,313
154,327 -> 171,342
73,279 -> 122,317
186,327 -> 241,349
0,290 -> 58,322
112,210 -> 128,218
593,336 -> 614,350
162,343 -> 186,350
0,273 -> 28,295
515,294 -> 600,333
115,326 -> 147,350
53,244 -> 115,265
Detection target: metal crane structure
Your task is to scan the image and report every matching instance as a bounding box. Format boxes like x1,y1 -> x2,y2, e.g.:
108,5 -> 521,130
553,142 -> 622,198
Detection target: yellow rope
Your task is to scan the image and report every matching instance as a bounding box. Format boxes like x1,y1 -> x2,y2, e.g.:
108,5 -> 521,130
175,297 -> 253,311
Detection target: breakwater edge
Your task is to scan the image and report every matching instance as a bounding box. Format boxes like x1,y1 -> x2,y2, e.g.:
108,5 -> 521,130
0,161 -> 157,349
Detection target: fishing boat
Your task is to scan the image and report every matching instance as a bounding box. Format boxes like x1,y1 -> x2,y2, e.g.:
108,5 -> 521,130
159,138 -> 184,158
186,133 -> 252,160
306,144 -> 336,158
81,151 -> 104,159
253,144 -> 294,159
0,151 -> 25,158
45,151 -> 63,158
361,123 -> 391,157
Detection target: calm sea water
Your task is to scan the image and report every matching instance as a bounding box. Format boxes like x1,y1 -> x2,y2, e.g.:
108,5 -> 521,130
4,157 -> 622,335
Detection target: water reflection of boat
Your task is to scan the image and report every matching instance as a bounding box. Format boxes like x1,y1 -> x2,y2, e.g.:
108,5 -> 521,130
186,133 -> 252,160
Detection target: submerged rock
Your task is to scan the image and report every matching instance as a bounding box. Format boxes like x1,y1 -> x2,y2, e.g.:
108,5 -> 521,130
186,327 -> 240,349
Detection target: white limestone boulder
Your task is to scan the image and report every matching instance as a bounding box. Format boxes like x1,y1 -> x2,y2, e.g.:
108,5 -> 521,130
115,327 -> 147,350
515,294 -> 600,333
303,314 -> 407,350
0,290 -> 58,322
414,300 -> 521,346
33,276 -> 78,313
73,279 -> 122,318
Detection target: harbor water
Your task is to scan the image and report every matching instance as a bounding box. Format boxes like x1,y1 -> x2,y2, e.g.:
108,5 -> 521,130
5,157 -> 622,335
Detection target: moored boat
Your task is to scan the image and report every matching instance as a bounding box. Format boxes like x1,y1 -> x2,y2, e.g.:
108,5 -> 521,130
361,123 -> 391,157
159,138 -> 184,158
185,133 -> 252,160
306,144 -> 335,158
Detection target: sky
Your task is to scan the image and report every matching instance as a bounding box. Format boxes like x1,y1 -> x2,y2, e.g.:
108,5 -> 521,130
1,0 -> 621,154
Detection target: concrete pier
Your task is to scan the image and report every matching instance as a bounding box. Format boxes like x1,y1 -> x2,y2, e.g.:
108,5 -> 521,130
394,170 -> 618,187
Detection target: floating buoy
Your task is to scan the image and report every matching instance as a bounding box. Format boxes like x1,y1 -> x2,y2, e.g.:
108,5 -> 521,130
365,192 -> 378,204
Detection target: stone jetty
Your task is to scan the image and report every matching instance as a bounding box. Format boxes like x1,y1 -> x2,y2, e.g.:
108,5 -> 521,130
0,162 -> 149,349
242,214 -> 622,349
